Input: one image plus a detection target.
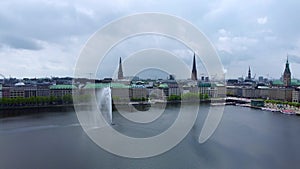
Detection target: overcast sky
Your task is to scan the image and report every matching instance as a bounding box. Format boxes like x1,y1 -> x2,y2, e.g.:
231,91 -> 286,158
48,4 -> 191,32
0,0 -> 300,79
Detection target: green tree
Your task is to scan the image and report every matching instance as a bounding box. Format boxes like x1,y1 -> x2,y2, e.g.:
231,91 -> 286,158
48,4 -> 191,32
167,94 -> 181,101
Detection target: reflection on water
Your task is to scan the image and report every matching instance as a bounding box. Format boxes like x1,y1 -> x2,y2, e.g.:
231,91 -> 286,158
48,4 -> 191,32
0,105 -> 300,169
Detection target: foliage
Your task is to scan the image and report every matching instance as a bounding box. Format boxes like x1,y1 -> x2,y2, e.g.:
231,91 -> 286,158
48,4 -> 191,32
0,94 -> 74,107
200,93 -> 209,100
265,99 -> 300,107
112,96 -> 121,102
167,94 -> 181,101
130,97 -> 147,102
181,92 -> 199,100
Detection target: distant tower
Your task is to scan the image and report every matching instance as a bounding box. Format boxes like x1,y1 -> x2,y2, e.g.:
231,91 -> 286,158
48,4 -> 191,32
247,66 -> 251,80
283,56 -> 291,87
118,57 -> 124,79
191,53 -> 197,80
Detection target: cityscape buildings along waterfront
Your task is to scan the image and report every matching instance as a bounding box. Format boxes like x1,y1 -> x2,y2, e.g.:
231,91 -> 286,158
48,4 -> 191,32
1,54 -> 300,109
227,56 -> 300,103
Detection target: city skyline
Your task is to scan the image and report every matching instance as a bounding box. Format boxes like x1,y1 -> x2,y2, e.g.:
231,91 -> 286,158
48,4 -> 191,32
0,55 -> 296,82
1,1 -> 300,79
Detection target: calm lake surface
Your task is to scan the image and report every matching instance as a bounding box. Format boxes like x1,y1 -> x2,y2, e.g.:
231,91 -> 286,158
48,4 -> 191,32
0,104 -> 300,169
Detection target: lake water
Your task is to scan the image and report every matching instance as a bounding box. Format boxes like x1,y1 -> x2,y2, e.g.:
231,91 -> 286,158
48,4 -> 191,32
0,104 -> 300,169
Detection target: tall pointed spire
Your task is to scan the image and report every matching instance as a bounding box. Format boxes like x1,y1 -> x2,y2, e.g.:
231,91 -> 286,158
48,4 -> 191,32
248,66 -> 251,80
283,54 -> 291,87
191,53 -> 197,80
118,57 -> 124,80
284,55 -> 291,74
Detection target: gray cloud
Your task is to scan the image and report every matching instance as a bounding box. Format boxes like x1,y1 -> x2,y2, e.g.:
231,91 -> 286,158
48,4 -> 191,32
0,0 -> 300,79
0,0 -> 101,44
0,35 -> 42,50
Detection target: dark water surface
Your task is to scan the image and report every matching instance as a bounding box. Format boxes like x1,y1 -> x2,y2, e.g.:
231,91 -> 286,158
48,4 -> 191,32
0,105 -> 300,169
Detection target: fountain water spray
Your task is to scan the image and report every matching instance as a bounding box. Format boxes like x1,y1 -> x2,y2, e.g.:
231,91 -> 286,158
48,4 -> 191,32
97,87 -> 113,125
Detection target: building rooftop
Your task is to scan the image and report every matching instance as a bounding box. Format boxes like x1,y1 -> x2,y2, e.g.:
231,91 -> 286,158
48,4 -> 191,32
198,82 -> 211,87
50,84 -> 77,90
272,80 -> 284,86
84,83 -> 130,89
291,79 -> 300,86
158,83 -> 168,88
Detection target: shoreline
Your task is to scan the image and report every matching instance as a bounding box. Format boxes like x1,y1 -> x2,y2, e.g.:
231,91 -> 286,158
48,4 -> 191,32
232,102 -> 300,116
0,99 -> 213,110
2,97 -> 299,118
0,100 -> 213,118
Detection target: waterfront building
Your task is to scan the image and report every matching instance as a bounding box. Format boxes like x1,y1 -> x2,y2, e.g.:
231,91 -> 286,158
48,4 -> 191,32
168,87 -> 181,97
7,87 -> 24,98
0,77 -> 77,99
36,85 -> 51,97
198,83 -> 215,97
147,88 -> 164,100
83,82 -> 149,102
283,57 -> 291,87
111,88 -> 130,102
1,85 -> 57,99
215,83 -> 226,98
199,82 -> 226,98
291,79 -> 300,86
271,80 -> 284,87
2,86 -> 10,98
50,84 -> 76,97
130,88 -> 148,100
292,89 -> 300,102
161,79 -> 181,97
4,85 -> 37,98
226,86 -> 293,102
268,88 -> 293,101
158,83 -> 169,98
185,86 -> 199,94
24,86 -> 37,98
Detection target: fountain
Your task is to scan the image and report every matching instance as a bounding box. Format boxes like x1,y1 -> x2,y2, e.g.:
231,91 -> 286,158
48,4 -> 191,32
96,87 -> 113,125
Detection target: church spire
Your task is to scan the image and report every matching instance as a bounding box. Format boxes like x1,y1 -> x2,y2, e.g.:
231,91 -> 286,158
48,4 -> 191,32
118,57 -> 124,80
284,55 -> 291,74
191,53 -> 197,80
283,55 -> 291,87
248,66 -> 251,80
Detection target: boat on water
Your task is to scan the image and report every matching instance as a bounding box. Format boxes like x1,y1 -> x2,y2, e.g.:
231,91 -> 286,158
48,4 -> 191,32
211,102 -> 236,106
236,103 -> 251,107
280,109 -> 296,115
261,107 -> 280,112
